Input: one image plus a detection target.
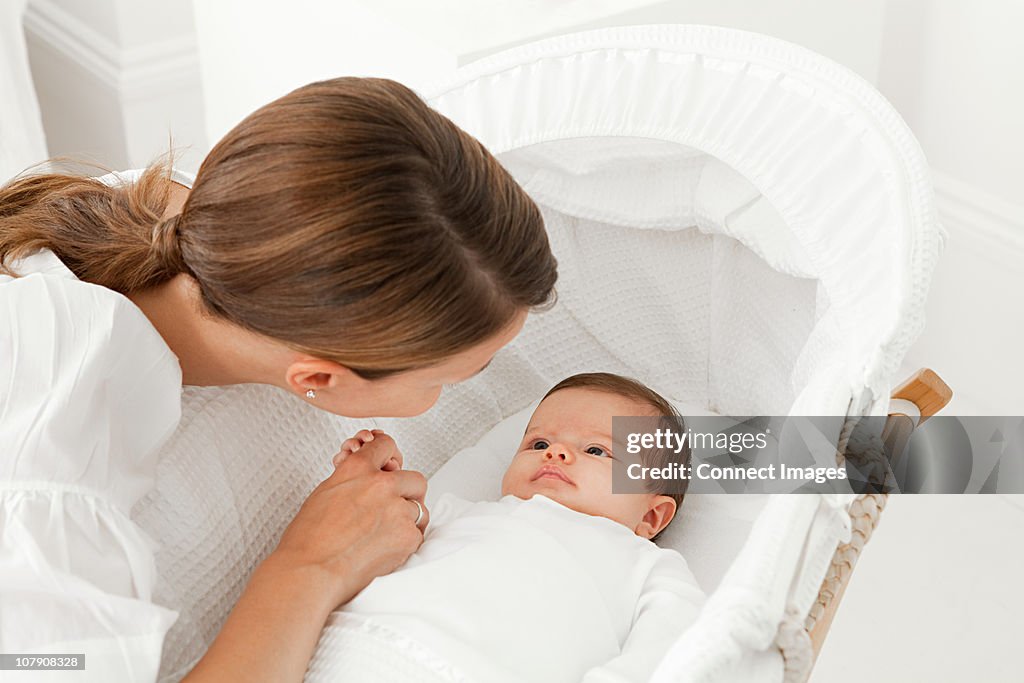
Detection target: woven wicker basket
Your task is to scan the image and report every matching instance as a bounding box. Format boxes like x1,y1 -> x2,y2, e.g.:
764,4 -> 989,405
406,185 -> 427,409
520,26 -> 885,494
792,369 -> 951,681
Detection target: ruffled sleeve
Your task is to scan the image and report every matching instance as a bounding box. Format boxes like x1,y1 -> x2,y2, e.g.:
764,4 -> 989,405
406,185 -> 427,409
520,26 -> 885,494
0,253 -> 182,681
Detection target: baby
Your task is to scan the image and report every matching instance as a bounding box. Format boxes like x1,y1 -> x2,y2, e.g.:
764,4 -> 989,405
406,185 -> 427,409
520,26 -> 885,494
307,373 -> 705,683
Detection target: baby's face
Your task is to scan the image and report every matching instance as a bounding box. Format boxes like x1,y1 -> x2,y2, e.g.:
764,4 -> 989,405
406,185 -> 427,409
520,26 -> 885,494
501,387 -> 676,539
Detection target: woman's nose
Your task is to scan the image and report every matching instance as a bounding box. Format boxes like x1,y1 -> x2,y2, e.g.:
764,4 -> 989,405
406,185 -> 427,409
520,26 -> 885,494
544,443 -> 574,464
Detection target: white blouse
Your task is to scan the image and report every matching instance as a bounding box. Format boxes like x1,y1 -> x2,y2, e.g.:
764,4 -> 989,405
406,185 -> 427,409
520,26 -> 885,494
0,245 -> 182,681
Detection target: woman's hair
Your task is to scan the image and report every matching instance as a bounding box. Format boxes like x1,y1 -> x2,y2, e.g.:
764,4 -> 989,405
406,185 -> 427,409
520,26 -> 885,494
0,77 -> 557,377
544,372 -> 690,516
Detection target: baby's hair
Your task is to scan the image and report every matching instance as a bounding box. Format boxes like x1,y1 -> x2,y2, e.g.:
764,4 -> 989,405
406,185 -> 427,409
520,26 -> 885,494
543,372 -> 691,521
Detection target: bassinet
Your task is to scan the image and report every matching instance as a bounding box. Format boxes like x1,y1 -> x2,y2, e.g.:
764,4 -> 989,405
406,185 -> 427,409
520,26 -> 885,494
135,25 -> 945,683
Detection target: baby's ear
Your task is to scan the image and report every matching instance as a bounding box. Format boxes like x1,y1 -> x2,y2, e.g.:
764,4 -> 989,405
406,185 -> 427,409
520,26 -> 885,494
635,495 -> 677,539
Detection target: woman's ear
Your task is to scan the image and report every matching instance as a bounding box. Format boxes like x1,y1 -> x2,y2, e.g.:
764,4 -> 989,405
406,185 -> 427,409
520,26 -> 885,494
285,357 -> 359,396
635,495 -> 677,539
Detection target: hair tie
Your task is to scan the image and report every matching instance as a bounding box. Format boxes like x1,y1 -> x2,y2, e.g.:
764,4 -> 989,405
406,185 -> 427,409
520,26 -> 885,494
152,214 -> 189,275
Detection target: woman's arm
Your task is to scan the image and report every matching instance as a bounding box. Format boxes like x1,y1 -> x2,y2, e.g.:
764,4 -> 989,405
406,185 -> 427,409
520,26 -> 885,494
182,555 -> 339,682
183,433 -> 428,682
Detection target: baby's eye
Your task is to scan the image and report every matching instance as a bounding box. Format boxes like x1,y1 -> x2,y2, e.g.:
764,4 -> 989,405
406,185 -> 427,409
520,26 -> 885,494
531,440 -> 550,450
585,446 -> 610,457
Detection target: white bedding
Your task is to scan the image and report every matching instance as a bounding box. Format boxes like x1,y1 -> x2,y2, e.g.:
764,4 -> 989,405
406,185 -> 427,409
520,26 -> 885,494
307,492 -> 705,683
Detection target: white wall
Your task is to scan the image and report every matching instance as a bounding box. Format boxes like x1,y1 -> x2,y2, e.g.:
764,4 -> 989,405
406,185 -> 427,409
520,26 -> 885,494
0,0 -> 47,180
879,0 -> 1023,205
193,0 -> 886,145
190,0 -> 456,146
24,0 -> 207,173
877,0 -> 1024,414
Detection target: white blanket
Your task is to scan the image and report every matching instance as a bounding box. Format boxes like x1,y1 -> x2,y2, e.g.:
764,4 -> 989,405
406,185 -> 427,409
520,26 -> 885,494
305,493 -> 705,683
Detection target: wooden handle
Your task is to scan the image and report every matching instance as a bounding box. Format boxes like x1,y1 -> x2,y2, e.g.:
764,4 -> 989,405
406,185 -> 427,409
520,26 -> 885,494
883,368 -> 952,473
889,368 -> 953,422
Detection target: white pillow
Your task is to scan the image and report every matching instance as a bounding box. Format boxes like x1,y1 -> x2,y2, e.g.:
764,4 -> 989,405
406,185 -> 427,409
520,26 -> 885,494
425,398 -> 769,593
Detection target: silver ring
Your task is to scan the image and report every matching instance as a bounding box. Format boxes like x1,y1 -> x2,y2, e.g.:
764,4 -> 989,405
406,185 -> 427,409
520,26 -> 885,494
410,499 -> 424,527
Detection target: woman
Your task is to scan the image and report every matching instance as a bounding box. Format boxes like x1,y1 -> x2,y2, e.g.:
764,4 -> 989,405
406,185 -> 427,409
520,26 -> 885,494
0,77 -> 557,681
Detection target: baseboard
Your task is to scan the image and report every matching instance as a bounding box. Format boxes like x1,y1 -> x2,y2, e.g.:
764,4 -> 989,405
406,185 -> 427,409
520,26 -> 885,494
905,170 -> 1024,415
931,169 -> 1024,268
23,0 -> 199,100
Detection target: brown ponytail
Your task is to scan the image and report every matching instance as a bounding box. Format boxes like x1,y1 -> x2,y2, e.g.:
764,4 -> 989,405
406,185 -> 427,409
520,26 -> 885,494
0,163 -> 188,292
0,77 -> 557,378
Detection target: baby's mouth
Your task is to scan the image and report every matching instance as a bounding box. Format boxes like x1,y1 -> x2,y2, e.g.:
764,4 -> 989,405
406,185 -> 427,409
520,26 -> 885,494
531,465 -> 575,486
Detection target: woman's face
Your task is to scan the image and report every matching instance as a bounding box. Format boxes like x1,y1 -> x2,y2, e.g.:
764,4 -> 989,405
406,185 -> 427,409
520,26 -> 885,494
307,310 -> 528,418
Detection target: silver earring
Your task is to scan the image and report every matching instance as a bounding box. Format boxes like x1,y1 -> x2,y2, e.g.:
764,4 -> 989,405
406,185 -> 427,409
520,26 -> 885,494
305,389 -> 317,399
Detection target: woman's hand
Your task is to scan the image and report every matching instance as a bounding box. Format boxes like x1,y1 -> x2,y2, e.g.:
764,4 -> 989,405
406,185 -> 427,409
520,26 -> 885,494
184,432 -> 429,683
279,431 -> 428,606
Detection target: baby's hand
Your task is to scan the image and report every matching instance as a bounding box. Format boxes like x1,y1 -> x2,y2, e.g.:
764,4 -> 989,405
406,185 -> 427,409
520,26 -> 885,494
333,429 -> 401,471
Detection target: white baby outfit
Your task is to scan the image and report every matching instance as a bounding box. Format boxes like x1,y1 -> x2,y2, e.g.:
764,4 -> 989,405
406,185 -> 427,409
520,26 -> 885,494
305,493 -> 705,683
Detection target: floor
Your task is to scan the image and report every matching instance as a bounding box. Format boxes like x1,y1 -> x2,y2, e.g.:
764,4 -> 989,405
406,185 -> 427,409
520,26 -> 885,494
812,495 -> 1024,682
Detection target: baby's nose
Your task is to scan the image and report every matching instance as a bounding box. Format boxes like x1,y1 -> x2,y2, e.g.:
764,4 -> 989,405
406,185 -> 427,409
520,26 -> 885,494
544,443 -> 573,462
